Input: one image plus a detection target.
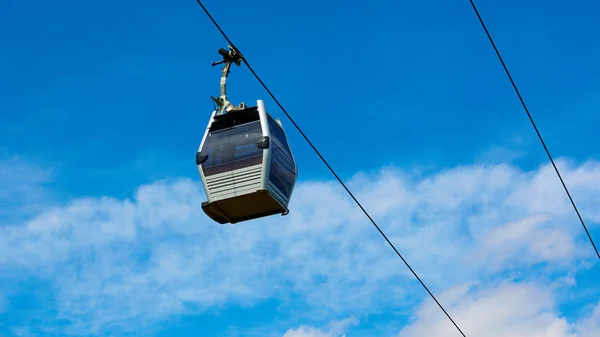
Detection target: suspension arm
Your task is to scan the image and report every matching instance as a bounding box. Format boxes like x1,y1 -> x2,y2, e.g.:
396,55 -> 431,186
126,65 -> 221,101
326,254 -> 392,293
211,46 -> 244,115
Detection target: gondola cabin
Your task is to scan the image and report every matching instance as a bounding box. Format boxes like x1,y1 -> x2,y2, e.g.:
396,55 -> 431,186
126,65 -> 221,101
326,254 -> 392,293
196,100 -> 298,224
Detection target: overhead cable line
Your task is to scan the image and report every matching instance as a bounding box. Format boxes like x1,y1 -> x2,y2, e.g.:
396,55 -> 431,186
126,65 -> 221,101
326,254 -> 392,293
193,1 -> 468,336
467,0 -> 600,260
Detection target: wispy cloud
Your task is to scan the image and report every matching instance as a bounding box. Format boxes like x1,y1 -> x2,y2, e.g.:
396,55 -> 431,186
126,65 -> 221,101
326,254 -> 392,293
477,145 -> 527,164
282,316 -> 359,337
0,158 -> 598,335
0,156 -> 54,225
0,293 -> 6,313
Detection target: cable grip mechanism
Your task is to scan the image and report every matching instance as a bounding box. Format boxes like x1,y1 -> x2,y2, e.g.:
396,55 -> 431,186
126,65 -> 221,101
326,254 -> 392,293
211,46 -> 246,115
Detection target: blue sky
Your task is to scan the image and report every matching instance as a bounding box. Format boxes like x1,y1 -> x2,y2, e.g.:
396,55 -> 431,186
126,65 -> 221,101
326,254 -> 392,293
1,0 -> 599,336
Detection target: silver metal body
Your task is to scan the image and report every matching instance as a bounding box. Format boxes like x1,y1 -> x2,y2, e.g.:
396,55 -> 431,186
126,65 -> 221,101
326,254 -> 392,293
196,100 -> 297,224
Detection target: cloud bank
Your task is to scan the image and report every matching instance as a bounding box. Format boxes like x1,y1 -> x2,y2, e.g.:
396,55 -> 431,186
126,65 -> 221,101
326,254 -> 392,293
397,280 -> 599,337
0,158 -> 599,335
288,280 -> 600,337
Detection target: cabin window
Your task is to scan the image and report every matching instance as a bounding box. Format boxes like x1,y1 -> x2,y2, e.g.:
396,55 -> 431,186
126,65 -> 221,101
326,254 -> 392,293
267,117 -> 293,158
200,120 -> 264,176
267,117 -> 296,198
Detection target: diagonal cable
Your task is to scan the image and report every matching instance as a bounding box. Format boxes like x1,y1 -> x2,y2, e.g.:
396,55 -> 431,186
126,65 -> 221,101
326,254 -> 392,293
194,1 -> 468,336
467,0 -> 600,259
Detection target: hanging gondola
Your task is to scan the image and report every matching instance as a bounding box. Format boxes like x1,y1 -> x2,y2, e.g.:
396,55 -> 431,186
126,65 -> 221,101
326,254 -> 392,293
196,46 -> 298,224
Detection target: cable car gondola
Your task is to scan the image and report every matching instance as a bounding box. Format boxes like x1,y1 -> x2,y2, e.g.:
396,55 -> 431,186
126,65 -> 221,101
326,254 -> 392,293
196,46 -> 298,224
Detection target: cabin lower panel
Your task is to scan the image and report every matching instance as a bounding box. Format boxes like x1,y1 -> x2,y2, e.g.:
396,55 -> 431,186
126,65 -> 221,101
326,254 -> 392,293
204,165 -> 263,202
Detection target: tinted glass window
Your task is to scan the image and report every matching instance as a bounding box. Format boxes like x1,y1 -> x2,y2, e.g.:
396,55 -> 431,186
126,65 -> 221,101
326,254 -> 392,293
200,120 -> 264,176
269,145 -> 296,198
267,117 -> 296,198
267,117 -> 293,159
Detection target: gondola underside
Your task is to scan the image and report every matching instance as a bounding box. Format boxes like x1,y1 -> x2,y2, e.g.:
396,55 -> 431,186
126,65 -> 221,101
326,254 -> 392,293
201,189 -> 288,224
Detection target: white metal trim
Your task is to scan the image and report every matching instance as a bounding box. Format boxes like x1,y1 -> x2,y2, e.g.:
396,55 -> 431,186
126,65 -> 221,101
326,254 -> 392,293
197,110 -> 217,202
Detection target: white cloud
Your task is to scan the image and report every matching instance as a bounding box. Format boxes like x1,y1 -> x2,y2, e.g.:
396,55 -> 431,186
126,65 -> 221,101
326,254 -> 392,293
468,214 -> 578,272
282,317 -> 359,337
0,158 -> 598,335
283,326 -> 337,337
397,280 -> 598,337
283,326 -> 332,337
575,302 -> 600,337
